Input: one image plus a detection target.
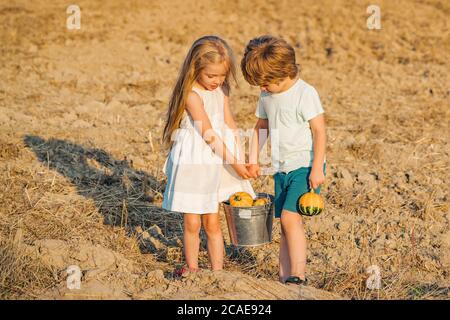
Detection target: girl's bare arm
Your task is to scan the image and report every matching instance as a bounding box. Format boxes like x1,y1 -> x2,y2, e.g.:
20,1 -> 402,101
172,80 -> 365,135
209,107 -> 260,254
223,94 -> 245,164
185,91 -> 250,178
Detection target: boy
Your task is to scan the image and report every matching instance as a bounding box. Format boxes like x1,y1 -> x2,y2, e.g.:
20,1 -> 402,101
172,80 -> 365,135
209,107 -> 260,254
241,35 -> 326,285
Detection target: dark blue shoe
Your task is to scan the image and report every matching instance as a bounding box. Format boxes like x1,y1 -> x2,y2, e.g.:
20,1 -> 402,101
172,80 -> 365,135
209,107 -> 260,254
285,276 -> 308,286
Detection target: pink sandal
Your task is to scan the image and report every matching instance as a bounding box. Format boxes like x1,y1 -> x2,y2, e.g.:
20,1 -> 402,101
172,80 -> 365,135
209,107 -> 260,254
174,266 -> 200,277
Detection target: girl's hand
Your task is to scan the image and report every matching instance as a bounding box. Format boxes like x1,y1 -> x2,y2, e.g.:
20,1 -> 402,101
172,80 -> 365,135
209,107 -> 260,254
232,163 -> 251,179
246,163 -> 260,178
309,167 -> 325,190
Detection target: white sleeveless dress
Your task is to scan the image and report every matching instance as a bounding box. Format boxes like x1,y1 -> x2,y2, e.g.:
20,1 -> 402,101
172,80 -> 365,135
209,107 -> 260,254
162,86 -> 256,214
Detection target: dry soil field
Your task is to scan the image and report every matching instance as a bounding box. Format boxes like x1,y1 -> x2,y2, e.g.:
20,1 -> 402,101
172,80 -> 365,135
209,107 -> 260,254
0,0 -> 449,300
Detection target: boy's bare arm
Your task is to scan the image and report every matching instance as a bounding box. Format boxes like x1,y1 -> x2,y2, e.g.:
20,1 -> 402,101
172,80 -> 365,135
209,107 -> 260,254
248,119 -> 269,176
309,114 -> 326,189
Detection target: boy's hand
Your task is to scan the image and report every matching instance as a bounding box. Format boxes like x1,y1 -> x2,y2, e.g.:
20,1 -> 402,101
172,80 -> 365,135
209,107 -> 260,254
309,167 -> 325,190
246,163 -> 260,178
232,163 -> 251,179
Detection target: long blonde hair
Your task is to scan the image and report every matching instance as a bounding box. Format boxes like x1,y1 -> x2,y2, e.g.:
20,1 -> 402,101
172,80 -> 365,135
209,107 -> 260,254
162,35 -> 237,149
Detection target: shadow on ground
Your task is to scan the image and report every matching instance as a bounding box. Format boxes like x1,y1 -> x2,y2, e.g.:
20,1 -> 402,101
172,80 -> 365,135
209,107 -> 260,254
24,135 -> 259,272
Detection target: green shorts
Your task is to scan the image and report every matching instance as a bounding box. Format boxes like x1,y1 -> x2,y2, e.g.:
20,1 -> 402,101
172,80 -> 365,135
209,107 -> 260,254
273,164 -> 326,218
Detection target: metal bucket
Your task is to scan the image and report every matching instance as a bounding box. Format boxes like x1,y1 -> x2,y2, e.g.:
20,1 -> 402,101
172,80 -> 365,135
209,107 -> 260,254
222,193 -> 274,247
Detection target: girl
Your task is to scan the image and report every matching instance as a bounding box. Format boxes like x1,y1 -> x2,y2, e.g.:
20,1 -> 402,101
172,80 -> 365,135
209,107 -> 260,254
161,36 -> 255,274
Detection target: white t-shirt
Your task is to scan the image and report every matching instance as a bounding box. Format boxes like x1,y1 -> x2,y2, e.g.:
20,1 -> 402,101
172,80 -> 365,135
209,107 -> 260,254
255,78 -> 325,173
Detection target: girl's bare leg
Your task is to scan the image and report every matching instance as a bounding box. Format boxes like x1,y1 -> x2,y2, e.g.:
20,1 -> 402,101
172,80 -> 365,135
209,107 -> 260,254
202,213 -> 224,270
183,213 -> 202,270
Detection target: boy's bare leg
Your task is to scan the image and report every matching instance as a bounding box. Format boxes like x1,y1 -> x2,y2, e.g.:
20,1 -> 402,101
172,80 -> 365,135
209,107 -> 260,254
183,213 -> 202,270
279,229 -> 291,283
280,209 -> 307,280
202,213 -> 224,270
